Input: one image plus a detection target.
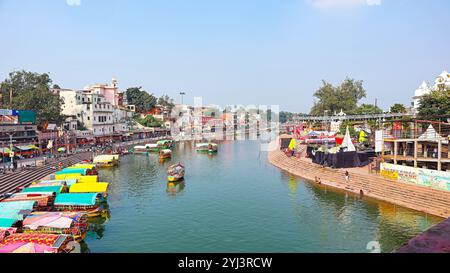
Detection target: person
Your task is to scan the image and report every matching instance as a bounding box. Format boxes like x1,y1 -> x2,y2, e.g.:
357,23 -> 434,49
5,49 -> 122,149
345,170 -> 350,182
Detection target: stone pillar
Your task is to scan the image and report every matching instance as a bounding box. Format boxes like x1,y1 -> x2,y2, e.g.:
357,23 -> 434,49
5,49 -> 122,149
414,140 -> 418,168
394,140 -> 398,165
438,138 -> 442,171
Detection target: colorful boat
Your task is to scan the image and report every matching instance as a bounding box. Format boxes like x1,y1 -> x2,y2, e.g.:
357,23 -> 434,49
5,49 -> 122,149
21,185 -> 65,196
31,179 -> 78,187
159,149 -> 172,160
133,145 -> 149,154
157,139 -> 173,149
195,143 -> 209,153
208,143 -> 218,154
167,163 -> 185,182
54,174 -> 98,183
0,233 -> 76,253
1,192 -> 55,210
66,165 -> 98,175
22,211 -> 89,241
145,143 -> 160,152
0,201 -> 38,221
56,168 -> 88,176
69,182 -> 109,197
53,193 -> 107,217
93,154 -> 119,167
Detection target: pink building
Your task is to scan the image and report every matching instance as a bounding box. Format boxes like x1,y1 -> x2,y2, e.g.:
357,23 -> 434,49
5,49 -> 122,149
85,78 -> 122,107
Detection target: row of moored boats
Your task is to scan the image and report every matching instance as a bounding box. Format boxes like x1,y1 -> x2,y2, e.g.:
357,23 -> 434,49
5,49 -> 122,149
0,154 -> 120,253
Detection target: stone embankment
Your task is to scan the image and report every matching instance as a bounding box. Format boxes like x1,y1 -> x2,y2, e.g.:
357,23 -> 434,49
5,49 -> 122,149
268,148 -> 450,218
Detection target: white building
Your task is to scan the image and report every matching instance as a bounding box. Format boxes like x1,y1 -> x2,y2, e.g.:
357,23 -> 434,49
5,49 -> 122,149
412,70 -> 450,114
58,79 -> 133,137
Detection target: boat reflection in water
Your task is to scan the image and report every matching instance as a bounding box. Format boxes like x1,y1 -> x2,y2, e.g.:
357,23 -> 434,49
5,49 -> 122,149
167,181 -> 185,196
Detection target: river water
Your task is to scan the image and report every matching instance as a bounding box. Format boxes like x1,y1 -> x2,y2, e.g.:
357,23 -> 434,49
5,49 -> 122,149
82,140 -> 442,253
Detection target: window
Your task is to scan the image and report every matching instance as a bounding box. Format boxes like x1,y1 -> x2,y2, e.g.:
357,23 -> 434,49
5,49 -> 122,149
87,116 -> 90,121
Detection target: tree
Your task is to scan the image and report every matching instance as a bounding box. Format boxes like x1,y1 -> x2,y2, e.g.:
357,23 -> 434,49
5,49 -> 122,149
353,104 -> 383,115
125,87 -> 157,113
157,95 -> 175,112
310,77 -> 366,115
418,89 -> 450,118
0,70 -> 65,126
135,114 -> 162,127
389,103 -> 407,114
279,111 -> 294,123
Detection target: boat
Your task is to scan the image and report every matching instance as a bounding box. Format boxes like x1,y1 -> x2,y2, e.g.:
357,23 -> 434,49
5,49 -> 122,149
133,145 -> 149,154
196,142 -> 218,154
31,179 -> 78,187
0,201 -> 38,222
0,233 -> 76,253
1,192 -> 55,211
53,193 -> 107,217
56,168 -> 89,176
167,163 -> 185,182
21,185 -> 66,196
145,143 -> 160,153
157,139 -> 173,149
66,164 -> 98,175
159,149 -> 172,160
93,154 -> 119,168
69,182 -> 109,197
22,211 -> 89,241
195,143 -> 209,153
54,175 -> 98,183
208,143 -> 218,154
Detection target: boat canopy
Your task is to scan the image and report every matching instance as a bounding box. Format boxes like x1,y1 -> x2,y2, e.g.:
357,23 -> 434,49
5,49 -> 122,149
21,186 -> 63,195
93,154 -> 119,163
23,212 -> 83,230
134,145 -> 147,150
196,143 -> 209,148
0,201 -> 37,220
0,218 -> 17,228
67,164 -> 96,170
54,193 -> 99,206
32,179 -> 77,187
56,168 -> 88,175
55,175 -> 97,183
15,145 -> 39,151
0,233 -> 70,253
69,182 -> 109,194
145,143 -> 158,148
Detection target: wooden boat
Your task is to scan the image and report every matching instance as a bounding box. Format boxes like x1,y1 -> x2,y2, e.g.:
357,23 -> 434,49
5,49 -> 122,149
167,163 -> 185,182
208,143 -> 218,154
0,201 -> 38,223
31,179 -> 78,187
196,142 -> 218,154
133,145 -> 149,154
93,155 -> 119,168
53,193 -> 107,217
56,168 -> 89,176
66,164 -> 98,175
22,212 -> 89,242
195,143 -> 209,153
0,233 -> 76,253
159,149 -> 172,160
69,182 -> 109,198
157,139 -> 173,149
1,192 -> 55,211
54,175 -> 98,183
145,143 -> 160,153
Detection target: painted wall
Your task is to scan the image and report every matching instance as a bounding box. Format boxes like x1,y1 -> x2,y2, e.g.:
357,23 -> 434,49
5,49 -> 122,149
381,163 -> 450,191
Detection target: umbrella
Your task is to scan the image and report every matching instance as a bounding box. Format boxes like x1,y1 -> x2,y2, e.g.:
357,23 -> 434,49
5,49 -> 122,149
58,147 -> 66,152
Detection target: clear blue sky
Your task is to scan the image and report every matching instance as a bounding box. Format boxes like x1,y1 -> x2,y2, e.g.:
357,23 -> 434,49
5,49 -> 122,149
1,0 -> 449,113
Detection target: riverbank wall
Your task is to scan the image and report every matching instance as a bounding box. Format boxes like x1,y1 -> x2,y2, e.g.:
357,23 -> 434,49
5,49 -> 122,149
268,147 -> 450,218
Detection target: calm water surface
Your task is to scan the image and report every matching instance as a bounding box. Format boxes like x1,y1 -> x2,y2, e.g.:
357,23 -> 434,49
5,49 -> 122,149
82,140 -> 442,253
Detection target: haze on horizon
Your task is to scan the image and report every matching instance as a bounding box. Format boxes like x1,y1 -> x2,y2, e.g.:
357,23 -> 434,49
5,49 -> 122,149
0,0 -> 449,113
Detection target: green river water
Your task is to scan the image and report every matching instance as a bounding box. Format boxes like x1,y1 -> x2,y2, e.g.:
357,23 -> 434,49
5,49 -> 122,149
81,140 -> 442,253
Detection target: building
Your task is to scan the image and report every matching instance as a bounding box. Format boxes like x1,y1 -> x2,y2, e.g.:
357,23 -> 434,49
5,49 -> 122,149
412,70 -> 450,114
56,78 -> 134,143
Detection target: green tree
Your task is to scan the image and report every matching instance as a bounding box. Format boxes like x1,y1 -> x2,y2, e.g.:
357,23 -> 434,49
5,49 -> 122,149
125,87 -> 157,113
310,77 -> 366,115
353,104 -> 383,115
389,103 -> 407,113
418,89 -> 450,118
157,95 -> 175,112
279,111 -> 294,123
135,114 -> 162,127
0,70 -> 65,126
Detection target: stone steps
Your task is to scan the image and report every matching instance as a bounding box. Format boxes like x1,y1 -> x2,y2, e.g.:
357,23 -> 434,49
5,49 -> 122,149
268,149 -> 450,218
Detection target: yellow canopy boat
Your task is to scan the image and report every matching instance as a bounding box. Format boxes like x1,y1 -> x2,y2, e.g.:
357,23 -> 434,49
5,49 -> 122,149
69,182 -> 109,195
93,155 -> 119,167
54,174 -> 98,183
